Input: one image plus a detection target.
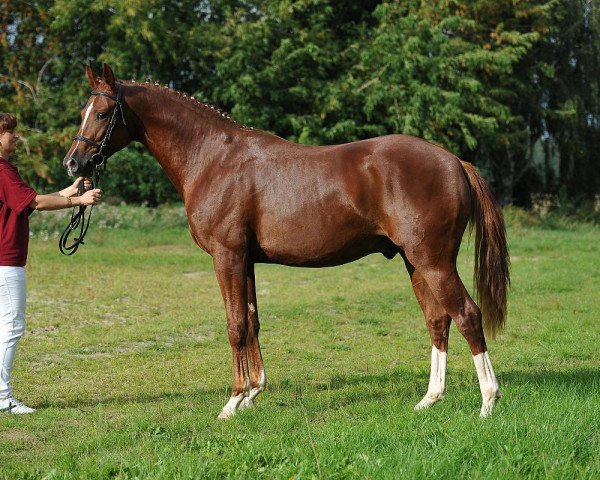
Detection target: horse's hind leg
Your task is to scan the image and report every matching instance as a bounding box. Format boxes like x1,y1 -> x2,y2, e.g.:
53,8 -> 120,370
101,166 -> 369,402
419,265 -> 500,417
408,268 -> 452,411
239,263 -> 266,409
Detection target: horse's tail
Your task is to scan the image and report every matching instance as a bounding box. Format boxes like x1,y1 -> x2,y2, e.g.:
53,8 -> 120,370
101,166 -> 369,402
460,161 -> 510,339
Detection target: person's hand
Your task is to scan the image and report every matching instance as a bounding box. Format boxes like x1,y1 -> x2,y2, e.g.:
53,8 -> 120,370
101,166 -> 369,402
62,177 -> 92,197
79,188 -> 102,206
82,177 -> 93,191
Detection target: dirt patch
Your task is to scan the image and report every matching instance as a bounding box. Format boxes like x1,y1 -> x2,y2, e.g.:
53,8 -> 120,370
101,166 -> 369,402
182,271 -> 208,277
0,429 -> 37,444
28,325 -> 59,336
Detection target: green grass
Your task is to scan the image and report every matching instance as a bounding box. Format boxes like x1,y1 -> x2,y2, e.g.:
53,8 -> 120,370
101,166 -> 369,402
1,206 -> 599,479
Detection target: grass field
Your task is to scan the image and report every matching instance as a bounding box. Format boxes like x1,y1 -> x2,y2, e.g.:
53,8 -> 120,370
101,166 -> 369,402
1,205 -> 599,479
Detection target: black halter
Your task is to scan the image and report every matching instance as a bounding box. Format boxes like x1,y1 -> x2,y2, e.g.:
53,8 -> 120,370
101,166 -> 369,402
59,83 -> 126,256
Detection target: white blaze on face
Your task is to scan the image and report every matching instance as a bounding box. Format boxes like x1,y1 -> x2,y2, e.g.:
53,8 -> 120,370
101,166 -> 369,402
74,99 -> 96,151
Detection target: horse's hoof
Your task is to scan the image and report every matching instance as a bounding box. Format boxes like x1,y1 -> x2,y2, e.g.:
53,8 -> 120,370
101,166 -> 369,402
480,403 -> 494,418
217,409 -> 235,420
238,397 -> 254,410
479,395 -> 500,418
414,393 -> 444,411
479,387 -> 501,417
479,397 -> 498,417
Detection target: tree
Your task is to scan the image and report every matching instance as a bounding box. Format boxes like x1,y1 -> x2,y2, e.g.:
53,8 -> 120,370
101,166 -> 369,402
343,0 -> 554,203
0,0 -> 61,184
212,0 -> 381,144
539,0 -> 600,200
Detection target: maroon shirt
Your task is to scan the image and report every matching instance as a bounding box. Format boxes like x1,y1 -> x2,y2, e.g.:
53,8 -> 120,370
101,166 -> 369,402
0,156 -> 37,266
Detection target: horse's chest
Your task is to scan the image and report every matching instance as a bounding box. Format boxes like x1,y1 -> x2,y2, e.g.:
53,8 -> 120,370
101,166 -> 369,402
186,199 -> 249,255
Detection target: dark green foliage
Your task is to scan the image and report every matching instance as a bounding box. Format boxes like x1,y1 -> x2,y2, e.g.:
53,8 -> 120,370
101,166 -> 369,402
1,1 -> 598,205
351,1 -> 546,202
98,146 -> 180,206
541,0 -> 600,200
213,0 -> 382,144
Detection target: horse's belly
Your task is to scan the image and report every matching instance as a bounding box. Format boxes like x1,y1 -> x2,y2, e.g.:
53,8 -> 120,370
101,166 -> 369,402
251,228 -> 398,267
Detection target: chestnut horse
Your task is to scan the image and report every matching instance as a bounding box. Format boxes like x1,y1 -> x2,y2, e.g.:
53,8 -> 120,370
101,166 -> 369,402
65,64 -> 509,418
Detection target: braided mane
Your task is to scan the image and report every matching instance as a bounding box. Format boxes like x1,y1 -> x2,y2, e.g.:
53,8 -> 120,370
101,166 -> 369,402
123,79 -> 251,130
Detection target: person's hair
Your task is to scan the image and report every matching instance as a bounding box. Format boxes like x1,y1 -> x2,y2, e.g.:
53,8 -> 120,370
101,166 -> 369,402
0,113 -> 17,133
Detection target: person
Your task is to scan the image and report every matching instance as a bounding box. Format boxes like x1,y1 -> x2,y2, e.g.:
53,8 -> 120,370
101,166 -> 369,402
0,112 -> 102,414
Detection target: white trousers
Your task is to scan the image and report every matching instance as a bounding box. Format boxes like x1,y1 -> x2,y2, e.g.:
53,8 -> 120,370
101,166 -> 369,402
0,266 -> 26,400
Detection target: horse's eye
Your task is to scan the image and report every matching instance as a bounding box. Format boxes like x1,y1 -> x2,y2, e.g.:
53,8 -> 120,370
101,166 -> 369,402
96,112 -> 108,120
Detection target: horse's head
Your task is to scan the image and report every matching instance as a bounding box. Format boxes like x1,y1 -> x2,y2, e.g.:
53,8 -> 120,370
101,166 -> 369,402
64,64 -> 132,177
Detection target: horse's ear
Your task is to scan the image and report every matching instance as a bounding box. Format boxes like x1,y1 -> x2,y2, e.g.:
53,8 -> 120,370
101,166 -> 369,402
85,65 -> 99,89
102,63 -> 117,92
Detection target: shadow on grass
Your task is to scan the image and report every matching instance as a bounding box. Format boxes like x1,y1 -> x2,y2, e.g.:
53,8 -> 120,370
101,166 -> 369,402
39,367 -> 598,411
39,368 -> 429,410
501,368 -> 600,392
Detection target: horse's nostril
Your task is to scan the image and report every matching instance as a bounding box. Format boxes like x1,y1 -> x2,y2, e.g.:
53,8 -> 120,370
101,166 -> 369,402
66,159 -> 78,173
64,158 -> 79,176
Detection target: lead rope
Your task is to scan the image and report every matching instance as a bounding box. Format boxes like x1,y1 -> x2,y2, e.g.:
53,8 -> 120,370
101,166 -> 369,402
58,168 -> 100,256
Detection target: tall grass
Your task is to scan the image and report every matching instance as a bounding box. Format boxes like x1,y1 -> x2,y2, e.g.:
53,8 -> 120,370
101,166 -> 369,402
0,205 -> 598,479
29,203 -> 188,241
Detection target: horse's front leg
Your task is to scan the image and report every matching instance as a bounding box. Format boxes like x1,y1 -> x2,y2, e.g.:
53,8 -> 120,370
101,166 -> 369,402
239,263 -> 266,410
213,248 -> 250,420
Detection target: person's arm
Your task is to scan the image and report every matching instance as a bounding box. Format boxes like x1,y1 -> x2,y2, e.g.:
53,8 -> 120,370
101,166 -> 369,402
29,188 -> 102,211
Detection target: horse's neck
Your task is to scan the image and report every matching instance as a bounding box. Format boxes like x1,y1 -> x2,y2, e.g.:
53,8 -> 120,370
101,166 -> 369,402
129,85 -> 241,197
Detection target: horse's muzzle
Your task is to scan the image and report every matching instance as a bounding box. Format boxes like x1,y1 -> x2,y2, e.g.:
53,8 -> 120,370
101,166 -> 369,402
64,153 -> 94,177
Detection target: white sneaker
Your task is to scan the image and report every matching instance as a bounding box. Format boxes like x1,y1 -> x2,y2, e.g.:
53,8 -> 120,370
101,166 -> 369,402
0,396 -> 36,414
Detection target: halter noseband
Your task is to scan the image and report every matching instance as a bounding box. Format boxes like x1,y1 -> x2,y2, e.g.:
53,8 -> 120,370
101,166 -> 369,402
72,83 -> 126,170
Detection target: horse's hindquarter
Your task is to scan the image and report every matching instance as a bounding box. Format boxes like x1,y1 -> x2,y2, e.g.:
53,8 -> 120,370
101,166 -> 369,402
375,135 -> 473,266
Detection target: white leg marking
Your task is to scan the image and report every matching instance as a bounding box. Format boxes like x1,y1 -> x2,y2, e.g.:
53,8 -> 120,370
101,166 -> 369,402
415,346 -> 447,411
240,369 -> 266,410
218,369 -> 267,418
218,392 -> 245,420
473,351 -> 500,417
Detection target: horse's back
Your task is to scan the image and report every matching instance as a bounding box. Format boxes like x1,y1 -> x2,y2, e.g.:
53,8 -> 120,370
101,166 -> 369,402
257,133 -> 472,226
